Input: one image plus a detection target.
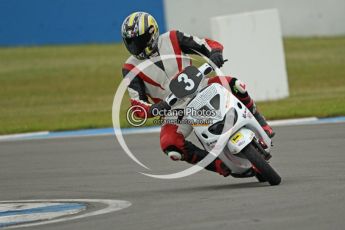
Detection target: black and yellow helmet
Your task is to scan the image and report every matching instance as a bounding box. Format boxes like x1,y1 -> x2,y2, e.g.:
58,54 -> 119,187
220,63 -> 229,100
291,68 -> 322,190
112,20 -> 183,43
121,12 -> 159,59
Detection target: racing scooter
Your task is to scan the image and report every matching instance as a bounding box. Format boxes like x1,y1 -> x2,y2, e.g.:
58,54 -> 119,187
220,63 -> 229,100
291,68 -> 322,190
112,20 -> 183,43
165,63 -> 281,186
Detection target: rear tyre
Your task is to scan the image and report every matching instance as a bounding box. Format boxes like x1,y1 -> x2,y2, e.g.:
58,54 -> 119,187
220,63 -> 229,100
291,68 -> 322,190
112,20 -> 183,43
255,173 -> 267,183
242,142 -> 281,186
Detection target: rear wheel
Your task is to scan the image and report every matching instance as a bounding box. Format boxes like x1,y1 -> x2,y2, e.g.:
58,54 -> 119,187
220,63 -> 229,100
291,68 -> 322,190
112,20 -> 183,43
242,142 -> 281,186
255,173 -> 267,183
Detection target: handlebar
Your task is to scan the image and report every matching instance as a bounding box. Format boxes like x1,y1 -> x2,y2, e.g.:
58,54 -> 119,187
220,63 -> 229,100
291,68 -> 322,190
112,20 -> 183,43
198,59 -> 228,75
165,93 -> 178,106
198,63 -> 213,76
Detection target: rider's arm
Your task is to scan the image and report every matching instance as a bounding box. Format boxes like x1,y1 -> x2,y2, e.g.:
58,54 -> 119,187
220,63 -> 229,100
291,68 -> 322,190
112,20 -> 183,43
122,67 -> 152,118
122,67 -> 170,119
175,31 -> 222,55
174,31 -> 225,68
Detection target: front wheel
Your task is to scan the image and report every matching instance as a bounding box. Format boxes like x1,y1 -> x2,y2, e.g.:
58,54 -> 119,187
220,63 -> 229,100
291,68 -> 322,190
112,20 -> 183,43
242,142 -> 281,186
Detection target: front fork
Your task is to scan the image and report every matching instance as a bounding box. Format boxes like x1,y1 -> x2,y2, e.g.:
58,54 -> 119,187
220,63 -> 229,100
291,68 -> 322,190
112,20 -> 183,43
227,128 -> 272,160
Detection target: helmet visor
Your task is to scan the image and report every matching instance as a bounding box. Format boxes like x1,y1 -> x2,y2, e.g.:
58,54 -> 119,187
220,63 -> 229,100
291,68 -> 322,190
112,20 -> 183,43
124,32 -> 152,56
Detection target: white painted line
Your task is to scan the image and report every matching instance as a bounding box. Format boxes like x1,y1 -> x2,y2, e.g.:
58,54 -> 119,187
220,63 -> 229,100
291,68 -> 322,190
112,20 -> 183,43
0,199 -> 131,229
0,203 -> 85,227
268,117 -> 318,126
0,131 -> 49,141
0,203 -> 49,212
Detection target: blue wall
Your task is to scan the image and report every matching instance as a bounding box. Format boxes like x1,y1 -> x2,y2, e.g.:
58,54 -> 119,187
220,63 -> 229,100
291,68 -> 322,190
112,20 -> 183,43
0,0 -> 166,46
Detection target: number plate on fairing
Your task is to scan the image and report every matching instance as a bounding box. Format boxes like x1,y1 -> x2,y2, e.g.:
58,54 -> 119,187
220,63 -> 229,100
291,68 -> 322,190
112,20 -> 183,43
169,66 -> 203,99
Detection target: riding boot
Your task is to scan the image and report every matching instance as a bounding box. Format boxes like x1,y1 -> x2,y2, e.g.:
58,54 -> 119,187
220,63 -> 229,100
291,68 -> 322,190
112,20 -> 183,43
250,103 -> 275,138
234,90 -> 275,138
182,141 -> 231,177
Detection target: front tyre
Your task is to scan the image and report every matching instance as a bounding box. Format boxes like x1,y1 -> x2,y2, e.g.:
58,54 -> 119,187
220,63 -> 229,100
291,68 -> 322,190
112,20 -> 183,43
242,142 -> 281,186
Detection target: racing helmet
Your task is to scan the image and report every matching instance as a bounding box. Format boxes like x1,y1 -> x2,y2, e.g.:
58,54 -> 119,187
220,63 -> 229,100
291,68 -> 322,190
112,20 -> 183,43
121,12 -> 159,59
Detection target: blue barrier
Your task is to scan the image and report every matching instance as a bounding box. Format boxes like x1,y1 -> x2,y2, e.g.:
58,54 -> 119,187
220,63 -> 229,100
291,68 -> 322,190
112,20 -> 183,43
0,0 -> 166,46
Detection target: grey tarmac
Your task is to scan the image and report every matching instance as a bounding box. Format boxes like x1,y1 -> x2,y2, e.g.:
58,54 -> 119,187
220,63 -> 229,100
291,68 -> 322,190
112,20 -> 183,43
1,123 -> 345,230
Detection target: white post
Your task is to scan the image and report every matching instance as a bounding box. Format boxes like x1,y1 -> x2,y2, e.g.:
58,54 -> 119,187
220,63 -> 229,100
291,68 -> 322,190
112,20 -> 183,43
211,9 -> 289,101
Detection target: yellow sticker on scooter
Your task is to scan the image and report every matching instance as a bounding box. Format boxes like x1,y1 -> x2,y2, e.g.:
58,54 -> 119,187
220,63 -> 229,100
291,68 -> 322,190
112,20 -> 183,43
231,133 -> 243,144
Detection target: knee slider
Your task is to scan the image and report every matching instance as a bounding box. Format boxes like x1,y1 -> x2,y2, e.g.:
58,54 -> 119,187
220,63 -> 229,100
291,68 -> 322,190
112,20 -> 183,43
164,146 -> 184,161
167,151 -> 183,161
234,80 -> 247,94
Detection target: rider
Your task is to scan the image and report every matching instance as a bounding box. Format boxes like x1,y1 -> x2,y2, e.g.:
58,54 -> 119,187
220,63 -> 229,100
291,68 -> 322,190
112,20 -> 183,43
121,12 -> 274,177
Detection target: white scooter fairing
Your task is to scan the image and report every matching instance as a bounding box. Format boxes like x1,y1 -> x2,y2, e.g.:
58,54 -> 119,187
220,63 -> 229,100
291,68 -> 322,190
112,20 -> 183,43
185,77 -> 272,175
166,63 -> 280,183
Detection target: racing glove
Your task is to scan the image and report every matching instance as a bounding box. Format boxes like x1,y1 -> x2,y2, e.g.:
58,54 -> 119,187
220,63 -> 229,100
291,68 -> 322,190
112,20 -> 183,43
209,50 -> 225,68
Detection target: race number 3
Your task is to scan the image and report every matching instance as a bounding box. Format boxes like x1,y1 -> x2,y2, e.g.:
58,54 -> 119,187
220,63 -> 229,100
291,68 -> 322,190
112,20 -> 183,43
169,66 -> 202,99
177,73 -> 195,91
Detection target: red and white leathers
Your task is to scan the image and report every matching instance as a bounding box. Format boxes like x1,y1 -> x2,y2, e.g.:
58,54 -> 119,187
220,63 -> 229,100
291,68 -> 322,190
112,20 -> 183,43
122,30 -> 273,177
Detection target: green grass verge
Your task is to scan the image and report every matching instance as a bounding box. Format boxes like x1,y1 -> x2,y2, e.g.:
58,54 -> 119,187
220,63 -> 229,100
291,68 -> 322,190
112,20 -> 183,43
0,44 -> 130,134
0,37 -> 344,135
258,37 -> 345,119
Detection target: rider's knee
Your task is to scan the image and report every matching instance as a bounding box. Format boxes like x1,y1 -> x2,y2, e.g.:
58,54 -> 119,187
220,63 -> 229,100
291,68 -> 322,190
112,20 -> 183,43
160,134 -> 184,161
160,127 -> 185,161
160,134 -> 184,153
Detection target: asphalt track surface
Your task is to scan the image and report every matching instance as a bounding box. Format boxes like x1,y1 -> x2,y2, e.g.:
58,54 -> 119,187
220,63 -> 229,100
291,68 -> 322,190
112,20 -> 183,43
1,123 -> 345,230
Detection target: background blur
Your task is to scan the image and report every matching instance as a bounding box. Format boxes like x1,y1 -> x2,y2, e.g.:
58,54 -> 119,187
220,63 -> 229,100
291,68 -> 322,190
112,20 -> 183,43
0,0 -> 344,134
0,0 -> 166,45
